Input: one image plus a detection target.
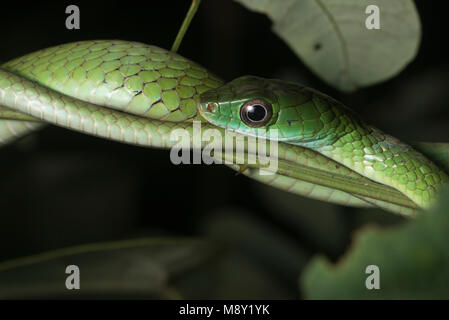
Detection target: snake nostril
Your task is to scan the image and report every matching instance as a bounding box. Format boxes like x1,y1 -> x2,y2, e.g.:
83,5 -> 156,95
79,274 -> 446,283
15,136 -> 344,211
206,103 -> 215,112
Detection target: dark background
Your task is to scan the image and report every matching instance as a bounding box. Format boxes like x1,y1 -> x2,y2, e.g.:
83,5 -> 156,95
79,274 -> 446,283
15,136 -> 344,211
0,0 -> 448,298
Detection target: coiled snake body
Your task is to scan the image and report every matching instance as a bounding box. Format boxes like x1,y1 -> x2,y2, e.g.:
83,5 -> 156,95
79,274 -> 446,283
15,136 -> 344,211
0,40 -> 446,213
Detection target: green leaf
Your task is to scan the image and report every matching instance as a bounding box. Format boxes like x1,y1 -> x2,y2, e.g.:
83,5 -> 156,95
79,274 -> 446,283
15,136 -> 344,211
0,237 -> 216,299
234,0 -> 421,92
300,187 -> 449,299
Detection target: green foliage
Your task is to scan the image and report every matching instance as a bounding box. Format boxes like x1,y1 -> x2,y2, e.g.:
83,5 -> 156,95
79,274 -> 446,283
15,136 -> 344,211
0,238 -> 216,299
301,187 -> 449,299
234,0 -> 421,92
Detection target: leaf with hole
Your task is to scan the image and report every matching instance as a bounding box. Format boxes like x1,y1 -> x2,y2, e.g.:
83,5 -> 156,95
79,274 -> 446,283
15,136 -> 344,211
234,0 -> 421,92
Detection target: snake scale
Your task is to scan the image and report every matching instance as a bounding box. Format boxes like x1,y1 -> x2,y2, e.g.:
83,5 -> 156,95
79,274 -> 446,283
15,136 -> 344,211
0,40 -> 446,215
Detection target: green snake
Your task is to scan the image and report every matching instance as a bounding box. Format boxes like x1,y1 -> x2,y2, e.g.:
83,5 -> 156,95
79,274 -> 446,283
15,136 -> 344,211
0,40 -> 447,215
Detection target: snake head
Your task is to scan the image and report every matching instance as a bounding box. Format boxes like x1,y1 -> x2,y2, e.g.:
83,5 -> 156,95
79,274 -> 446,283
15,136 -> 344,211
198,76 -> 279,139
199,75 -> 354,146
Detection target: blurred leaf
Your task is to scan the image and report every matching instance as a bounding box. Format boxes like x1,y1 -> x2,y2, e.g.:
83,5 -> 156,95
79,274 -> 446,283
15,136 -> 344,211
0,237 -> 216,299
202,209 -> 309,279
175,250 -> 294,299
234,0 -> 421,91
253,181 -> 349,256
300,187 -> 449,299
194,208 -> 309,298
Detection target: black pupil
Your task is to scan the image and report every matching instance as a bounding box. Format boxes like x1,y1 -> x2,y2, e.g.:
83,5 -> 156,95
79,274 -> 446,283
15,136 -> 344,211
246,104 -> 266,122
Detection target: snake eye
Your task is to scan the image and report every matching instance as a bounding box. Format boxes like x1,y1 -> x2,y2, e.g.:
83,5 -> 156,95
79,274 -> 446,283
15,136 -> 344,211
240,99 -> 273,128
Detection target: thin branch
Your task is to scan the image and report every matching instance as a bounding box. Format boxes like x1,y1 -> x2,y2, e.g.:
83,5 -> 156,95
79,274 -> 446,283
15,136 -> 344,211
171,0 -> 202,52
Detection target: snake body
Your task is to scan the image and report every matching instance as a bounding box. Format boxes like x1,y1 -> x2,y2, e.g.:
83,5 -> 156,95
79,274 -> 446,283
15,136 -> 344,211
199,76 -> 448,208
0,40 -> 446,212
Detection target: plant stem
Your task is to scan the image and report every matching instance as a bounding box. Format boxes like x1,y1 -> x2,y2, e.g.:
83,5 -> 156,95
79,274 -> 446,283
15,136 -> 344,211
171,0 -> 202,52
